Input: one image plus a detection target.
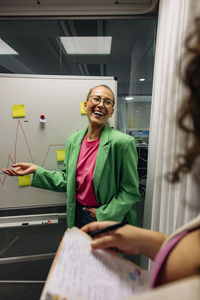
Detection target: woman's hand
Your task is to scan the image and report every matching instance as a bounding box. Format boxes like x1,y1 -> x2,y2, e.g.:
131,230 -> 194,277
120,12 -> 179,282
82,221 -> 144,255
2,163 -> 37,176
84,208 -> 97,219
81,221 -> 168,259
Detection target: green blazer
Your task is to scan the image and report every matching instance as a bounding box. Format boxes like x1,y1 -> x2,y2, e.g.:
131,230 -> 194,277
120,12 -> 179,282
31,123 -> 140,228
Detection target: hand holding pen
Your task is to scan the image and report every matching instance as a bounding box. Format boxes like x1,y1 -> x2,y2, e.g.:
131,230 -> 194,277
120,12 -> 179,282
81,221 -> 168,260
88,221 -> 127,238
81,221 -> 143,255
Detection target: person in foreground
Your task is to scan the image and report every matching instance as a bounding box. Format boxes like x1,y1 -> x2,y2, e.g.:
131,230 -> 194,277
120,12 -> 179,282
82,18 -> 200,289
2,85 -> 140,228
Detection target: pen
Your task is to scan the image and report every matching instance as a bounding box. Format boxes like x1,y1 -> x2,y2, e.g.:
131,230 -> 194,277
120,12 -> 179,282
88,221 -> 127,238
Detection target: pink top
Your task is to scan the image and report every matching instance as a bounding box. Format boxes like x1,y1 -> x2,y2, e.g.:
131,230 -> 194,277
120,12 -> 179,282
76,134 -> 100,207
150,230 -> 188,288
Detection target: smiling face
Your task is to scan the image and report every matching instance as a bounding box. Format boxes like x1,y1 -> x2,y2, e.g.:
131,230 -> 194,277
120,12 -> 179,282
84,85 -> 114,128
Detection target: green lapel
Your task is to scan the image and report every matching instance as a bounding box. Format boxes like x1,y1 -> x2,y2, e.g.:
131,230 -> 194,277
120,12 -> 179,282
67,128 -> 88,198
93,123 -> 111,200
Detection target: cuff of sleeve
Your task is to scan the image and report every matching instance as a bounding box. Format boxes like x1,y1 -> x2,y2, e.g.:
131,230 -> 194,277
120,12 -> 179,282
31,165 -> 44,187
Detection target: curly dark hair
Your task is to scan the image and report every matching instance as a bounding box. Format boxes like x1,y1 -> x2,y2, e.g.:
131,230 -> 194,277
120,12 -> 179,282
170,17 -> 200,183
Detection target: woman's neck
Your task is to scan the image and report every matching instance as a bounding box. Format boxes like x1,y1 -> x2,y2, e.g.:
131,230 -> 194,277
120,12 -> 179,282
87,125 -> 103,141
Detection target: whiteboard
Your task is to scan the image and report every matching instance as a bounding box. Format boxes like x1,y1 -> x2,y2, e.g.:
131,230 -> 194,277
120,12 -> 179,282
0,74 -> 117,210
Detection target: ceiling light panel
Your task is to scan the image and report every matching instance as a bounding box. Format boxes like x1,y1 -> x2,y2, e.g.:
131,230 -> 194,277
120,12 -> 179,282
0,38 -> 18,55
60,36 -> 112,55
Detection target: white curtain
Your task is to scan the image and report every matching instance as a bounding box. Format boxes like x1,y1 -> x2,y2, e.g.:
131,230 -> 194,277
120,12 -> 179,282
144,0 -> 200,235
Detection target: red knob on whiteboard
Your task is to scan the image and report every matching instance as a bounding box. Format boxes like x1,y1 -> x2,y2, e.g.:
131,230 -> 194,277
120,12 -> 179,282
40,114 -> 46,124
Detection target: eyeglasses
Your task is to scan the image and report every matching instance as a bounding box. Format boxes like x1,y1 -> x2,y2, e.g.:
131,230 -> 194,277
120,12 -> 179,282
88,95 -> 114,107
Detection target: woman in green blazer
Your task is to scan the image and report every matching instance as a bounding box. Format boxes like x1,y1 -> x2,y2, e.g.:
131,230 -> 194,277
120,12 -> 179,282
3,85 -> 140,228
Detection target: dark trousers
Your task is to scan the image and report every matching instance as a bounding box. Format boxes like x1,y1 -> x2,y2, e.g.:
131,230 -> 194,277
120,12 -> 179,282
75,201 -> 97,228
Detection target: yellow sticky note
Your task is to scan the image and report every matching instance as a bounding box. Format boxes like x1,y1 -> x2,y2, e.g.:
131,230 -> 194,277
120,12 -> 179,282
57,150 -> 65,162
12,104 -> 26,118
18,175 -> 31,187
127,118 -> 136,128
80,102 -> 86,115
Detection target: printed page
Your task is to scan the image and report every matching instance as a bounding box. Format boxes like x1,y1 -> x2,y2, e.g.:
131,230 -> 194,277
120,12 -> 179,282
40,228 -> 151,300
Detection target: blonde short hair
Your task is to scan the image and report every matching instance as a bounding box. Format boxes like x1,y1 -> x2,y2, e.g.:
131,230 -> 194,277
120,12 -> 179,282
86,84 -> 115,106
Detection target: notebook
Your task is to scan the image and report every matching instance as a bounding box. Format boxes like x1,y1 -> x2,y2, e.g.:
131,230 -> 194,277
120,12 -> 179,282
40,227 -> 151,300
